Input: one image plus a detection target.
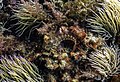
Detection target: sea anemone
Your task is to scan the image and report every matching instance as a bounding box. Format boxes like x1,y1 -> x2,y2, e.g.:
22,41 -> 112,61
9,0 -> 47,38
87,1 -> 120,40
88,45 -> 120,80
0,55 -> 44,82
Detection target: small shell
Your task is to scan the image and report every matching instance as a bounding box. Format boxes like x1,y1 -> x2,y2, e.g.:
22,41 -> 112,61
60,60 -> 67,68
70,25 -> 86,40
59,26 -> 69,34
61,53 -> 68,58
84,33 -> 103,49
44,35 -> 50,43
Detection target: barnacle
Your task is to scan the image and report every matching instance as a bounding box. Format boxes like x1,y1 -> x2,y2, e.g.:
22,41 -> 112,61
43,34 -> 77,51
87,1 -> 120,40
88,46 -> 120,80
0,55 -> 44,82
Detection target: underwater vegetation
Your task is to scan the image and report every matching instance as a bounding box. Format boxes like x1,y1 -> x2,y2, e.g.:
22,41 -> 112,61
0,55 -> 44,82
0,0 -> 120,82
